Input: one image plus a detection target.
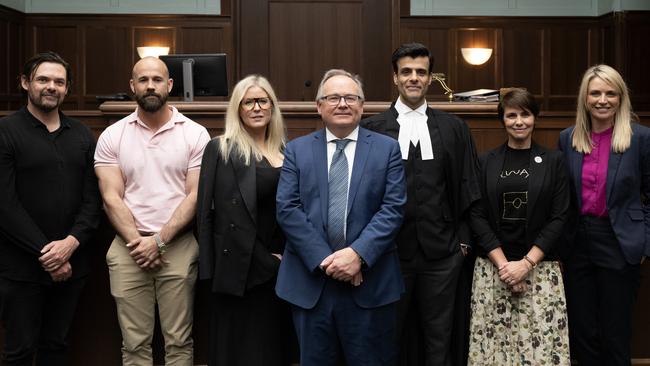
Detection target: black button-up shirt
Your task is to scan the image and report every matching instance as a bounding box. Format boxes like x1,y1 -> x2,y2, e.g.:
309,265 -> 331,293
0,107 -> 101,282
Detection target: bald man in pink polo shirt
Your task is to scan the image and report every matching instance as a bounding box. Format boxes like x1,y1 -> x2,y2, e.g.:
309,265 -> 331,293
94,57 -> 210,366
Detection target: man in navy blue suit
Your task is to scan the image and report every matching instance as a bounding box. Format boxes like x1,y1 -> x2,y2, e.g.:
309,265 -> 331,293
276,69 -> 407,366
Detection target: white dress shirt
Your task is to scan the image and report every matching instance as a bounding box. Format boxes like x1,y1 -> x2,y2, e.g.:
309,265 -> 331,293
395,98 -> 434,160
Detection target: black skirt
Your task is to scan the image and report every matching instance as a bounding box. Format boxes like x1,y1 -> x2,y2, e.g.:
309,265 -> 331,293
208,280 -> 298,366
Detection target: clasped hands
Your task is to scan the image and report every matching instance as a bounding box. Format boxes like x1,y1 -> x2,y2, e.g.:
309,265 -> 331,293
498,259 -> 532,294
39,235 -> 78,282
320,247 -> 363,286
127,235 -> 168,271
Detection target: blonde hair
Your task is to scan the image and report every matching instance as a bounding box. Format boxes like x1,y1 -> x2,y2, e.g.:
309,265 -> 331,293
219,75 -> 286,165
572,64 -> 634,154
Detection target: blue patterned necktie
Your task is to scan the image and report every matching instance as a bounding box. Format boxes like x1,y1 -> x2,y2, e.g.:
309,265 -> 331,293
328,139 -> 351,250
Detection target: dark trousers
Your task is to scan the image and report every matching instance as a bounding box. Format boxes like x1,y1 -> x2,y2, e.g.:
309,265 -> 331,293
450,251 -> 475,366
565,216 -> 640,366
0,276 -> 85,366
397,248 -> 464,366
291,279 -> 397,366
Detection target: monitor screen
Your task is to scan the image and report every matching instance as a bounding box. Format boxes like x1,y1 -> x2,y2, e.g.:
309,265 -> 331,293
160,53 -> 228,100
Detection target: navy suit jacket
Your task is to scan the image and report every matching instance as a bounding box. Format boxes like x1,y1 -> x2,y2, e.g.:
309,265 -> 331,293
559,123 -> 650,264
275,127 -> 407,309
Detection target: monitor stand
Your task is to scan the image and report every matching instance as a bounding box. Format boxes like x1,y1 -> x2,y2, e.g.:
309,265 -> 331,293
182,59 -> 195,102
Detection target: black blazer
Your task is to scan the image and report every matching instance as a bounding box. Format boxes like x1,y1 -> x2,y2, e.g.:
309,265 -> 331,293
196,138 -> 282,296
470,142 -> 570,260
361,105 -> 481,250
559,123 -> 650,264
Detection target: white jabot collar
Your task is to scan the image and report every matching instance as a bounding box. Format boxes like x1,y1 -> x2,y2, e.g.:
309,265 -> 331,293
395,98 -> 433,160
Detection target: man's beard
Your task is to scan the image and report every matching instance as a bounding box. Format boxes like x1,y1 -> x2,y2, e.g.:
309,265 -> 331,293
135,91 -> 168,113
28,91 -> 63,113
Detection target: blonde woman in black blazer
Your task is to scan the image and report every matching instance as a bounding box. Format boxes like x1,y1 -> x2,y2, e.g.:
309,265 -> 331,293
196,75 -> 295,366
468,89 -> 571,365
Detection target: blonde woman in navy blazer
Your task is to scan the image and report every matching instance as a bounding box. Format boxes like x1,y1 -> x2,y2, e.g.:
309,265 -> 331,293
469,89 -> 571,365
559,65 -> 650,366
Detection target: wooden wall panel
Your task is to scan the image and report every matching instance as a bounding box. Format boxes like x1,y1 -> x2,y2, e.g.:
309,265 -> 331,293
220,0 -> 231,16
268,1 -> 362,101
547,26 -> 592,111
599,13 -> 618,70
180,27 -> 229,54
32,26 -> 79,62
0,6 -> 24,110
624,12 -> 650,111
237,0 -> 270,77
6,20 -> 20,108
85,26 -> 132,96
239,0 -> 394,101
267,2 -> 314,100
0,21 -> 6,92
359,0 -> 394,101
502,28 -> 543,96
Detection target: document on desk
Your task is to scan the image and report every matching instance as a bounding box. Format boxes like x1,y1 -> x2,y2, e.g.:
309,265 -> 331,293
454,89 -> 499,102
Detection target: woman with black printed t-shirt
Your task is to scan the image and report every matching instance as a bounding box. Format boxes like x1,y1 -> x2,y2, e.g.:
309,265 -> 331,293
468,88 -> 571,365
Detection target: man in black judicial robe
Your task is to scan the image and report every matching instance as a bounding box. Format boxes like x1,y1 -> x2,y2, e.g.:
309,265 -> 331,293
361,43 -> 481,366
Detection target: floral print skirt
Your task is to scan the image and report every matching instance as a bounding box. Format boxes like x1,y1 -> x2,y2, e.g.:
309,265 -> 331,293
468,257 -> 570,366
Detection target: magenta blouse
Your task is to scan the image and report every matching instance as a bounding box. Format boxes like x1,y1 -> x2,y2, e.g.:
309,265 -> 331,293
580,127 -> 613,217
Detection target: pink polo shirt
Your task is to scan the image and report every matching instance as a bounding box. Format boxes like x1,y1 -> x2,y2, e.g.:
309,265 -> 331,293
94,106 -> 210,233
580,127 -> 612,217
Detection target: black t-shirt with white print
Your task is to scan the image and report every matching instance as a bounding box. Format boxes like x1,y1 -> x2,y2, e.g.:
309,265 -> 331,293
496,146 -> 530,260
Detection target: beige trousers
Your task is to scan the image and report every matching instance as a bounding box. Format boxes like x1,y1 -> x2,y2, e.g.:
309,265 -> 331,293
107,231 -> 198,366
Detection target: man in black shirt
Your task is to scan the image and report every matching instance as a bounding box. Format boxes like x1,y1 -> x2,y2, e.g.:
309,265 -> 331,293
0,52 -> 101,365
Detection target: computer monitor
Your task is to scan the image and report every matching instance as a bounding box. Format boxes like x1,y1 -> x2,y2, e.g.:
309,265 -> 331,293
159,53 -> 228,101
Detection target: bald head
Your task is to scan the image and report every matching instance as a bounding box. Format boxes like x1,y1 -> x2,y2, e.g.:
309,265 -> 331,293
130,56 -> 173,113
132,56 -> 170,80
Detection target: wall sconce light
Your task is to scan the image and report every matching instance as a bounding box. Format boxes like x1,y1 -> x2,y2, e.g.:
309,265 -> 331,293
136,46 -> 170,59
461,48 -> 493,66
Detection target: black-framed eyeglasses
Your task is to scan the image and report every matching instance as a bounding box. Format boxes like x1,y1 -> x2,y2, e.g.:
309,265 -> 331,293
320,94 -> 363,106
241,97 -> 273,111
